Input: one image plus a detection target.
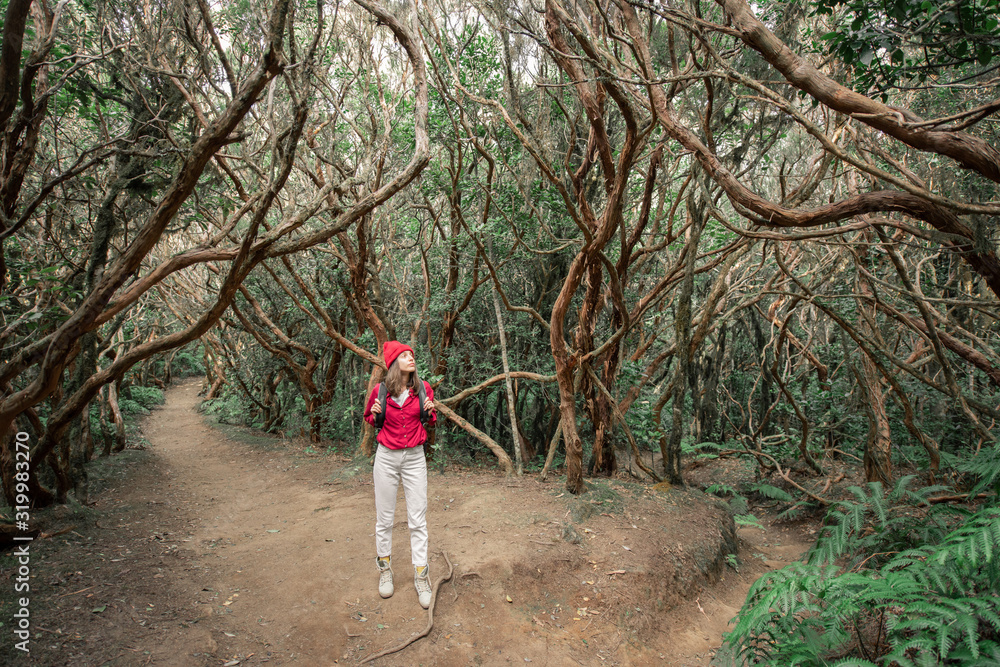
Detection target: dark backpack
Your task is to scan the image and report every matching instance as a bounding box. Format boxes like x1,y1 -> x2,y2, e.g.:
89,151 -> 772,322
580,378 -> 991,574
374,381 -> 430,431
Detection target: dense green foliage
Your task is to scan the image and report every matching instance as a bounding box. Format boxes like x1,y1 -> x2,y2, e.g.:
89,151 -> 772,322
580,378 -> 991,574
812,0 -> 1000,94
725,467 -> 1000,665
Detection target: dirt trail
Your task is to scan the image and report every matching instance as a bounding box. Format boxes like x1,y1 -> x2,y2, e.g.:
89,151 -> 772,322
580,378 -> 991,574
12,382 -> 815,666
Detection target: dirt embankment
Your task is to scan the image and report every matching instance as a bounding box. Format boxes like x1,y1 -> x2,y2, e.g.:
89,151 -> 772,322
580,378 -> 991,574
1,381 -> 814,666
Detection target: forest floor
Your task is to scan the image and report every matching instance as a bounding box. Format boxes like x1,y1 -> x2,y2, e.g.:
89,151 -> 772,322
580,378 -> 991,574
2,380 -> 820,666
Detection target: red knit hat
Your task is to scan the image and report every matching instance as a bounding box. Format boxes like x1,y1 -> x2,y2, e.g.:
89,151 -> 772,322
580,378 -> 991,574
383,340 -> 414,369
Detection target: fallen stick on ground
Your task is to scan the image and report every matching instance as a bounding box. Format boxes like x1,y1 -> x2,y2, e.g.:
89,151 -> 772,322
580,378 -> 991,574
359,552 -> 454,665
55,586 -> 94,599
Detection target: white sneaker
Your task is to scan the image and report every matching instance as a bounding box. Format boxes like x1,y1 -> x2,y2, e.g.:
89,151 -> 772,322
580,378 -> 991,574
377,557 -> 393,598
414,565 -> 431,609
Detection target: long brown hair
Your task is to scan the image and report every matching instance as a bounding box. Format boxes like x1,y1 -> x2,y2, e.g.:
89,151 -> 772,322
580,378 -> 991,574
385,358 -> 420,398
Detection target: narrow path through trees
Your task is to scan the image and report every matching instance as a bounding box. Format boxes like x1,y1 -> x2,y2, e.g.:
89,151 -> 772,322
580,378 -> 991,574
15,381 -> 815,665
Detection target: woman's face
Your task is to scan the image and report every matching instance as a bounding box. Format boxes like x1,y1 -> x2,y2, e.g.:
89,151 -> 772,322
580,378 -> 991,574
397,350 -> 416,373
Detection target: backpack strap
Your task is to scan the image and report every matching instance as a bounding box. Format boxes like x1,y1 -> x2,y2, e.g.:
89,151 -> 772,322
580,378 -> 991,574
417,380 -> 435,459
416,380 -> 429,424
375,383 -> 388,431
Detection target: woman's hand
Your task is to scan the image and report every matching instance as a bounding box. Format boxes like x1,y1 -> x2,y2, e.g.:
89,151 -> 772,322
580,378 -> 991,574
370,400 -> 382,415
422,398 -> 435,414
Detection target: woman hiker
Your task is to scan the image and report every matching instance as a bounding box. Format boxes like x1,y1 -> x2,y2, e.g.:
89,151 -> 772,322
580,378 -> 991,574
363,340 -> 437,608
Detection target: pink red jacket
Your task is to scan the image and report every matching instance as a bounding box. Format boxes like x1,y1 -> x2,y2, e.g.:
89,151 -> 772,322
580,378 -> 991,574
363,381 -> 437,449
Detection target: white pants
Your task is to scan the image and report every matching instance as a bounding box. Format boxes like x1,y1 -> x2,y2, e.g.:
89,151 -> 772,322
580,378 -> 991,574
373,444 -> 428,566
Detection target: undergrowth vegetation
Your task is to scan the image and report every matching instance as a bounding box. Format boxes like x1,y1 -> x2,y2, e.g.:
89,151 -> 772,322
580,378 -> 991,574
723,447 -> 1000,666
118,386 -> 165,416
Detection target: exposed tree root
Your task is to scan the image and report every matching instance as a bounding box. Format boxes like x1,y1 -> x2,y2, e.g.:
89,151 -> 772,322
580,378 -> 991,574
359,552 -> 454,664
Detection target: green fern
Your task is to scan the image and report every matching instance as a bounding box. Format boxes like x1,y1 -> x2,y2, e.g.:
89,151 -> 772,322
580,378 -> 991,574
705,483 -> 751,515
734,514 -> 764,530
706,482 -> 739,497
752,482 -> 796,503
725,504 -> 1000,666
807,476 -> 967,568
960,442 -> 1000,497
